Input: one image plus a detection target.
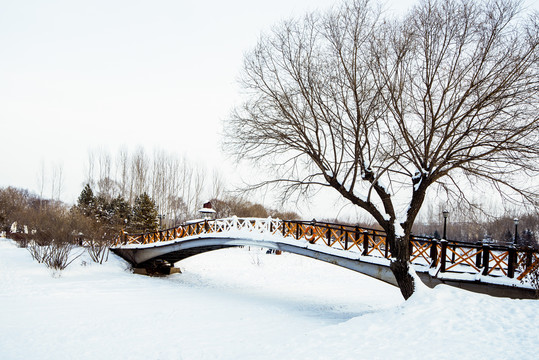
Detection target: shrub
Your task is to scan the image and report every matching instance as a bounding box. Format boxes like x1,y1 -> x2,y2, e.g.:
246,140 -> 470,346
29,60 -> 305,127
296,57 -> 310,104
27,241 -> 83,270
86,240 -> 110,264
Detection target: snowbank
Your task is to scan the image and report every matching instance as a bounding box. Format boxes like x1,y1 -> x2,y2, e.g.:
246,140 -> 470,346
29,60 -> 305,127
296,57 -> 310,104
1,238 -> 537,359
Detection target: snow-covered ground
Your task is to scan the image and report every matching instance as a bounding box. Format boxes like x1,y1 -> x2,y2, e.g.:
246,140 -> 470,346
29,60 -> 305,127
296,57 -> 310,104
1,238 -> 538,360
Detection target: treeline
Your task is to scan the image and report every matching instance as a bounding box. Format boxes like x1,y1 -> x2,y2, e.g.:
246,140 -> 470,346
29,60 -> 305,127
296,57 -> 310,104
412,213 -> 538,247
0,184 -> 300,269
0,185 -> 299,241
0,186 -> 91,246
84,147 -> 223,225
83,147 -> 301,227
76,183 -> 300,234
209,197 -> 298,220
0,186 -> 113,269
76,184 -> 159,234
3,172 -> 537,250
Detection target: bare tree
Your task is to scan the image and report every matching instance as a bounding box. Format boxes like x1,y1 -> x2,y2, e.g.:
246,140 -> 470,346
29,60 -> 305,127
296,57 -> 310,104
116,146 -> 130,200
96,149 -> 116,200
225,0 -> 539,299
210,169 -> 225,200
36,160 -> 47,210
151,149 -> 167,216
131,147 -> 149,201
85,150 -> 96,190
50,163 -> 63,201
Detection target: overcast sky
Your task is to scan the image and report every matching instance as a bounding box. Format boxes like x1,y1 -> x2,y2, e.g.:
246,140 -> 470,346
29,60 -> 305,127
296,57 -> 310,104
1,0 -> 536,217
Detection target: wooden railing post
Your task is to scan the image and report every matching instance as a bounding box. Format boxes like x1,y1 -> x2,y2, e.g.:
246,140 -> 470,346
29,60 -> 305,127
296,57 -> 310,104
475,242 -> 482,268
430,240 -> 438,268
440,240 -> 448,272
383,234 -> 389,258
296,223 -> 300,240
352,226 -> 359,251
362,231 -> 369,256
508,247 -> 516,278
326,227 -> 332,246
282,220 -> 286,237
482,243 -> 490,275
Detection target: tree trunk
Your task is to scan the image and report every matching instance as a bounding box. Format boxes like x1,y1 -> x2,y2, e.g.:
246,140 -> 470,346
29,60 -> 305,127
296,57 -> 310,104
390,259 -> 415,300
388,234 -> 415,299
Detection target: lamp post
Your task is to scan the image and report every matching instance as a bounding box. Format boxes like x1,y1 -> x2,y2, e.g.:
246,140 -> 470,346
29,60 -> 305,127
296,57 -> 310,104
513,218 -> 519,246
442,210 -> 449,239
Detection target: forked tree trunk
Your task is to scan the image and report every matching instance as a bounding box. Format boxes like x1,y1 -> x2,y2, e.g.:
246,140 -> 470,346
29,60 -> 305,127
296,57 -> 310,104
388,233 -> 415,299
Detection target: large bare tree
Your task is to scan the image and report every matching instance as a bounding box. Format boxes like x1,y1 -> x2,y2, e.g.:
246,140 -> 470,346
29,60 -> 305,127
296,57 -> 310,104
225,0 -> 539,299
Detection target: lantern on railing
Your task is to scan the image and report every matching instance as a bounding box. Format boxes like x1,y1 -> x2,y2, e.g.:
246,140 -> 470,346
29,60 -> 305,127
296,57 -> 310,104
198,201 -> 216,220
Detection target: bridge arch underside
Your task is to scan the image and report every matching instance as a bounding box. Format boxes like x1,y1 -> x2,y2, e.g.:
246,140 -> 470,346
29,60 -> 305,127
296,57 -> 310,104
111,236 -> 537,299
112,235 -> 399,286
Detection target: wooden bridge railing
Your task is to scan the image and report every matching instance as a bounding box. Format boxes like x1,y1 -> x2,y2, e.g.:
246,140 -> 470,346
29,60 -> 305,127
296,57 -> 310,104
113,217 -> 539,283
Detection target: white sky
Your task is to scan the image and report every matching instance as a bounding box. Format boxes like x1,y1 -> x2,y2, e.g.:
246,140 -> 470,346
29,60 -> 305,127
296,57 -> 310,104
1,0 -> 536,217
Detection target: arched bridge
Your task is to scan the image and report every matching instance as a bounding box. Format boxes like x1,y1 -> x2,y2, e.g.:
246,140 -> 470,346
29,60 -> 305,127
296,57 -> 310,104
111,217 -> 539,299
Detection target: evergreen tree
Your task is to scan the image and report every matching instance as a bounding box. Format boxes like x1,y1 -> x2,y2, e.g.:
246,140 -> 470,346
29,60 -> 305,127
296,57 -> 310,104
521,229 -> 537,248
95,195 -> 113,223
131,193 -> 158,233
77,184 -> 95,217
503,229 -> 514,243
110,195 -> 131,229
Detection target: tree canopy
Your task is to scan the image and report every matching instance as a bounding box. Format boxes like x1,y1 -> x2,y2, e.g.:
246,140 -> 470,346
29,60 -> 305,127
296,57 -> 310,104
225,0 -> 539,298
132,193 -> 159,233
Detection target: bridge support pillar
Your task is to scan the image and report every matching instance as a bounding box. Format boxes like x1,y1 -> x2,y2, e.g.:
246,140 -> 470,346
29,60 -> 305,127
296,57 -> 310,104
133,259 -> 182,276
134,266 -> 181,276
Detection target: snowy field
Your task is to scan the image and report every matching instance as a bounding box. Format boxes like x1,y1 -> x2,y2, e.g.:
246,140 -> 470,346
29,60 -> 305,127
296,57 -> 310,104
1,238 -> 538,360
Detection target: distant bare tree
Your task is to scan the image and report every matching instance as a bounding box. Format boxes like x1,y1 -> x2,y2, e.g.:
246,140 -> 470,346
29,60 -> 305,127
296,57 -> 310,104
116,146 -> 129,199
210,169 -> 225,200
36,160 -> 46,207
96,149 -> 116,200
85,151 -> 96,190
131,147 -> 149,200
151,149 -> 167,216
225,0 -> 539,298
50,163 -> 63,201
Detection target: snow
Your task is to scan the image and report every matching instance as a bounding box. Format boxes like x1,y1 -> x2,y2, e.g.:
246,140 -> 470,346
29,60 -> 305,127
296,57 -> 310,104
1,238 -> 538,359
394,220 -> 405,237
